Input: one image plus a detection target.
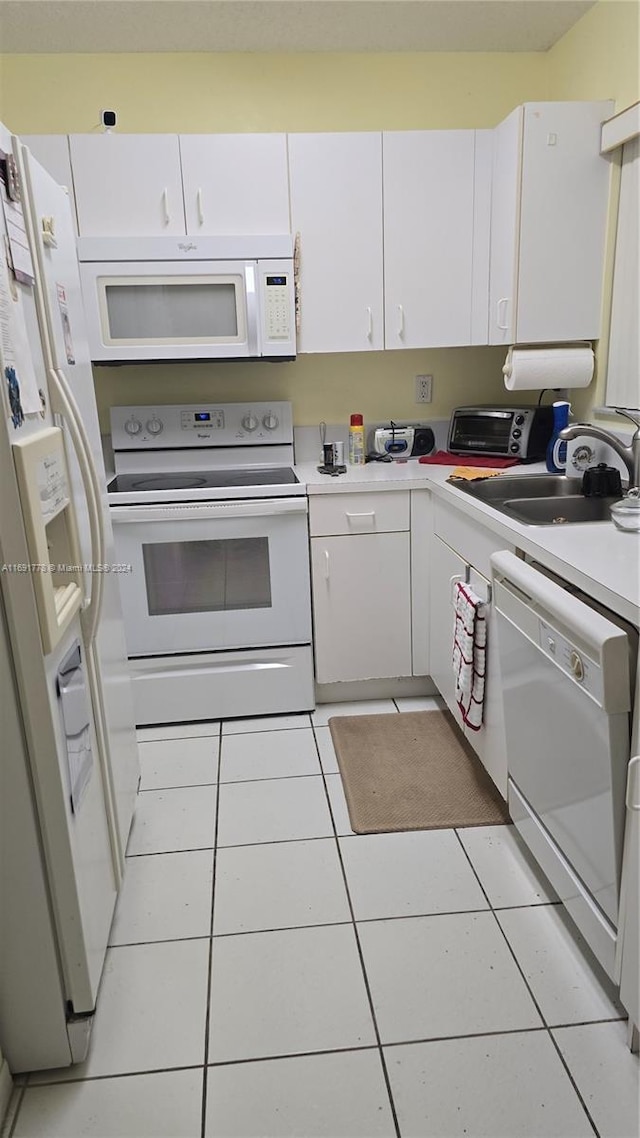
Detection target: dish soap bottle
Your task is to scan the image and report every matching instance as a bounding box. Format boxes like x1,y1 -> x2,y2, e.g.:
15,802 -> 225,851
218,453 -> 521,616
349,413 -> 365,465
545,400 -> 571,473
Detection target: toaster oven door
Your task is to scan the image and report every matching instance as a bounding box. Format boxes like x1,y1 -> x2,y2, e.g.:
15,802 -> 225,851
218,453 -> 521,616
448,410 -> 514,456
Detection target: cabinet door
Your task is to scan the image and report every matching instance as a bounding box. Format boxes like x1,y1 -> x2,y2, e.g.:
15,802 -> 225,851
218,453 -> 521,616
429,535 -> 465,727
467,567 -> 507,798
311,532 -> 411,684
69,134 -> 185,236
22,135 -> 79,233
488,108 -> 522,345
180,134 -> 290,236
516,101 -> 612,343
289,133 -> 384,353
383,130 -> 475,348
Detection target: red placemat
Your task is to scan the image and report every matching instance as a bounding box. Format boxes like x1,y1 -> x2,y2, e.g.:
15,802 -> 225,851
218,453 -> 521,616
419,451 -> 520,468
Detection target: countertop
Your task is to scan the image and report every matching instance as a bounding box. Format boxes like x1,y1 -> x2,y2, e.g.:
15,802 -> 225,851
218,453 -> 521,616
295,459 -> 640,625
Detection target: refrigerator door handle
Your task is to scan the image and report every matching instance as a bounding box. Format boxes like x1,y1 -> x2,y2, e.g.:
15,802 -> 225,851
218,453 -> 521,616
50,368 -> 105,648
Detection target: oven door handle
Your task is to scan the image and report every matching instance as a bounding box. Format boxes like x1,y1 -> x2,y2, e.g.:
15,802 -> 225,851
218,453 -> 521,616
109,498 -> 308,524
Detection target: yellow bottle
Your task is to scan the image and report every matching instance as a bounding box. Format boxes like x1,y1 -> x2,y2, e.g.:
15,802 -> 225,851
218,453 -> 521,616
349,413 -> 365,465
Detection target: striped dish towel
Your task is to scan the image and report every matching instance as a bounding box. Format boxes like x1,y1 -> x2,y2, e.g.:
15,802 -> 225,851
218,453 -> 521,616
452,581 -> 487,731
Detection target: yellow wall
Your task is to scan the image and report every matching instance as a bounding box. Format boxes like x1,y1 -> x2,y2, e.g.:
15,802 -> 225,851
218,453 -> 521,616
0,52 -> 548,133
93,347 -> 510,432
0,3 -> 637,430
548,0 -> 639,108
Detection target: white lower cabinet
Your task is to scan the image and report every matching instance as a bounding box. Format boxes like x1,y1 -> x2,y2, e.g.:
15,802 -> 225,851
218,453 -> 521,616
429,503 -> 512,797
429,535 -> 465,730
311,532 -> 411,683
309,491 -> 411,684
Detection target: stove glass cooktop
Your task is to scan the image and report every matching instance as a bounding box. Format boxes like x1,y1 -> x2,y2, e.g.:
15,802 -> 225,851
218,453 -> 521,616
108,467 -> 299,494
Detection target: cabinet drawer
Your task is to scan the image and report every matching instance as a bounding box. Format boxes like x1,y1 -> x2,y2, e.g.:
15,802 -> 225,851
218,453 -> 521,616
309,491 -> 410,536
433,499 -> 514,578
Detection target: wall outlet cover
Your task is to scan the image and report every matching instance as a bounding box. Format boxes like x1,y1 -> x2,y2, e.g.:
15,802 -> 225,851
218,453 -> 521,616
415,375 -> 433,403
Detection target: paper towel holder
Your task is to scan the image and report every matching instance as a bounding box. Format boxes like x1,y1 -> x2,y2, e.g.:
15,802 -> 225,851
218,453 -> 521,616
502,341 -> 595,393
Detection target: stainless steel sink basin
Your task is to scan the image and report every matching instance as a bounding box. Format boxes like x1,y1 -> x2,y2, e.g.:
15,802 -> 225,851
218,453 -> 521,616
452,474 -> 585,503
500,495 -> 617,525
451,474 -> 617,525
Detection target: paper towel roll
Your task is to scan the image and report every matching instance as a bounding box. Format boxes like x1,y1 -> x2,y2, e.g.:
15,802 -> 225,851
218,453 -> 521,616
502,346 -> 594,391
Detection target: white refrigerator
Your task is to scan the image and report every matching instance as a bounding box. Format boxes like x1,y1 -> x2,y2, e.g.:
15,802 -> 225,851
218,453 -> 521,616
0,124 -> 139,1073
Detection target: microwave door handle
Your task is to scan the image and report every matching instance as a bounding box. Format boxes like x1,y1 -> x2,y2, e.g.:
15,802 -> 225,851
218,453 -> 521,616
245,263 -> 259,356
196,188 -> 204,227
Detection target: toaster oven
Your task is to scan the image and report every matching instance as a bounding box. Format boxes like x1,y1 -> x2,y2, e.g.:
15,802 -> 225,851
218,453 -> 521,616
448,406 -> 554,461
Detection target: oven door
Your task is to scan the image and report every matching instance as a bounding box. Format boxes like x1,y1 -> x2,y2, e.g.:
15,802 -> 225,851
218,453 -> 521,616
110,498 -> 311,655
79,260 -> 258,362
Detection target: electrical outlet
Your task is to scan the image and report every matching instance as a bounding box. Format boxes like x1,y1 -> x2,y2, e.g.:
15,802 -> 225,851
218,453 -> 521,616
415,374 -> 433,403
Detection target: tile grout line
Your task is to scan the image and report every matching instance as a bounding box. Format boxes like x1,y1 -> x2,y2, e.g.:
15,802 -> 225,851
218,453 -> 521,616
23,1012 -> 629,1090
200,723 -> 223,1138
453,827 -> 602,1138
310,723 -> 402,1138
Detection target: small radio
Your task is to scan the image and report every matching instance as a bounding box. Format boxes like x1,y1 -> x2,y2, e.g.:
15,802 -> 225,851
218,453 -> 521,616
372,423 -> 435,458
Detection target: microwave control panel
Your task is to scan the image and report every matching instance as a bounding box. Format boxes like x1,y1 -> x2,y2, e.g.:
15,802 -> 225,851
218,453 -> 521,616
263,273 -> 291,342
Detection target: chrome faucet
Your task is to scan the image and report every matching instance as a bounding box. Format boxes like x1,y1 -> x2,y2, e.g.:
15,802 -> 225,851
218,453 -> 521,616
559,409 -> 640,488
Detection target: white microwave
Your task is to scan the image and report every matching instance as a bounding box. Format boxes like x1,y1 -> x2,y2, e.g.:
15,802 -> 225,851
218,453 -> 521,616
76,235 -> 296,362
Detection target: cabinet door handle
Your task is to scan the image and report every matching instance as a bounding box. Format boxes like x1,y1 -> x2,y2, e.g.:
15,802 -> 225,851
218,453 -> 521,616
397,304 -> 405,338
162,188 -> 170,226
197,188 -> 204,226
627,756 -> 640,810
497,297 -> 509,331
323,550 -> 330,581
346,511 -> 375,531
366,306 -> 373,341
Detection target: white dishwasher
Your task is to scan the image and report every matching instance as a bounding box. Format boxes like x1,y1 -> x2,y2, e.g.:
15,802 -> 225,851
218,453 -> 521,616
491,551 -> 637,980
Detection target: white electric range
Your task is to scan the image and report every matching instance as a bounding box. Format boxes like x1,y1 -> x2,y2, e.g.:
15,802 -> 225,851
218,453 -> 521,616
108,401 -> 314,725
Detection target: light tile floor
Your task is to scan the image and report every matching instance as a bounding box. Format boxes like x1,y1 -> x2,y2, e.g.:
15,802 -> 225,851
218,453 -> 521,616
9,698 -> 640,1138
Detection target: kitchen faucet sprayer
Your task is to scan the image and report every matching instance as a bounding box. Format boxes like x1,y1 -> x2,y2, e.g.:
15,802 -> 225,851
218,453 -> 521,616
559,409 -> 640,488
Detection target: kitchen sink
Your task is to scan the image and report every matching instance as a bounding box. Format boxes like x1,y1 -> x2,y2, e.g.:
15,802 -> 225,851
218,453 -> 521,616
452,474 -> 617,525
452,474 -> 585,503
499,495 -> 617,525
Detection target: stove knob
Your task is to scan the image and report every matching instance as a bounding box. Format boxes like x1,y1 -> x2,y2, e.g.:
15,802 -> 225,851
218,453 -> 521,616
125,418 -> 142,436
146,418 -> 163,436
241,414 -> 259,432
262,412 -> 279,431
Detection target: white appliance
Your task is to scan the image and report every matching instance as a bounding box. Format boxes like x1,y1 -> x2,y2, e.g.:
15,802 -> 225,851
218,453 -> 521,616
108,402 -> 314,725
491,551 -> 637,980
76,235 -> 296,362
0,126 -> 139,1072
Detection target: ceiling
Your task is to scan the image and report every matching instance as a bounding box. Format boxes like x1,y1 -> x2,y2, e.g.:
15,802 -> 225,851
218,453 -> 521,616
0,0 -> 597,54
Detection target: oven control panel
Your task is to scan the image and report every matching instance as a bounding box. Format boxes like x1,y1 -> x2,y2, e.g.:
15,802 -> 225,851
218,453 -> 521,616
111,402 -> 294,449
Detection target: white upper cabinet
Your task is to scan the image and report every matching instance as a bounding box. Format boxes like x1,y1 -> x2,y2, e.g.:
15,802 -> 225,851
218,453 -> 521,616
179,134 -> 290,236
383,130 -> 488,349
69,134 -> 186,236
288,132 -> 384,353
489,101 -> 613,345
22,135 -> 79,233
